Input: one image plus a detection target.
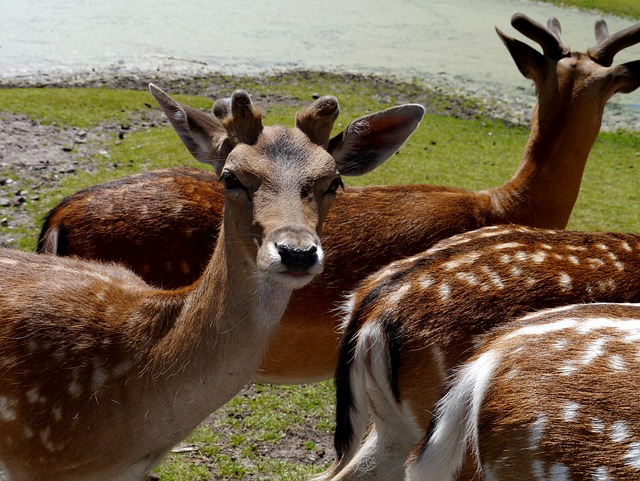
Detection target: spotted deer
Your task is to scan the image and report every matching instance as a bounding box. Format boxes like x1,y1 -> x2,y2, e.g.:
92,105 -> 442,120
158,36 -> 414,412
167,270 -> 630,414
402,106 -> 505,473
36,13 -> 640,384
406,302 -> 640,481
0,86 -> 424,481
325,226 -> 640,481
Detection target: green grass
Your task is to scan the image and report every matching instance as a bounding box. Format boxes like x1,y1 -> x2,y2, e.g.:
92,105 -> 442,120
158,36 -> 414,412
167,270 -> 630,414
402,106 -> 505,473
544,0 -> 640,18
0,70 -> 639,479
0,88 -> 212,128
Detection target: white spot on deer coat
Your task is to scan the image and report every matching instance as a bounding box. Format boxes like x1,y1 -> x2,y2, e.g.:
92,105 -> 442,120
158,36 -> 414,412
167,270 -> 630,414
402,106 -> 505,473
558,272 -> 572,291
531,251 -> 548,263
442,252 -> 481,271
592,417 -> 605,434
419,274 -> 435,290
386,283 -> 411,308
438,283 -> 451,301
455,272 -> 479,286
580,337 -> 608,366
588,258 -> 606,269
529,413 -> 547,450
26,386 -> 46,405
562,401 -> 580,422
482,266 -> 504,289
593,466 -> 611,481
0,396 -> 17,422
494,242 -> 525,250
610,420 -> 629,443
609,354 -> 626,372
625,441 -> 640,469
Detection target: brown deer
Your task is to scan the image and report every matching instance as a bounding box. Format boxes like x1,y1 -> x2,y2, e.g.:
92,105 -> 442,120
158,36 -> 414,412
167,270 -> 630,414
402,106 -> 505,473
36,13 -> 640,384
325,226 -> 640,480
0,86 -> 423,481
406,302 -> 640,481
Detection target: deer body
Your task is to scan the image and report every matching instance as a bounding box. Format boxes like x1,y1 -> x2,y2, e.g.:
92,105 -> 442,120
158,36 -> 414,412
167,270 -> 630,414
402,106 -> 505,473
36,13 -> 640,384
407,302 -> 640,481
326,225 -> 640,481
0,86 -> 423,480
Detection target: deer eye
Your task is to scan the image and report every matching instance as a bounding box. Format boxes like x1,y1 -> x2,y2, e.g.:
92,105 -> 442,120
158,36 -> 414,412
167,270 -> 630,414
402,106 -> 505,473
220,172 -> 245,191
326,177 -> 344,195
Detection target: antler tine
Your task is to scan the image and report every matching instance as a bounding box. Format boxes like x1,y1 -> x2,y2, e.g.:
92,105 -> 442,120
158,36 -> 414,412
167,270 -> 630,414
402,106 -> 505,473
296,96 -> 340,148
213,90 -> 263,145
511,12 -> 566,59
588,19 -> 640,67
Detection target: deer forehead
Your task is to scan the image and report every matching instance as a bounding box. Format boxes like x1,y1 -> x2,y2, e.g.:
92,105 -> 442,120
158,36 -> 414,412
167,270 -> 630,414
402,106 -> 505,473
225,126 -> 338,186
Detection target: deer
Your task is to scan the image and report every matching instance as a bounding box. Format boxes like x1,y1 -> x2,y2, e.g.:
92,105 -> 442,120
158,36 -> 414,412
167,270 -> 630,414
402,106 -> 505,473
324,225 -> 640,481
36,13 -> 640,385
0,85 -> 424,481
406,302 -> 640,481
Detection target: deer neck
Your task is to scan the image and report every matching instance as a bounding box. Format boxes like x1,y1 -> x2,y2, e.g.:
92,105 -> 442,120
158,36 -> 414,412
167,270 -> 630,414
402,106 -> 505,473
140,225 -> 293,422
488,101 -> 603,229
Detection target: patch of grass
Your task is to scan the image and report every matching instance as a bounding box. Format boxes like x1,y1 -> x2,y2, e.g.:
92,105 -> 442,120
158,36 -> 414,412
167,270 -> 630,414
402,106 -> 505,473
542,0 -> 640,19
0,88 -> 212,128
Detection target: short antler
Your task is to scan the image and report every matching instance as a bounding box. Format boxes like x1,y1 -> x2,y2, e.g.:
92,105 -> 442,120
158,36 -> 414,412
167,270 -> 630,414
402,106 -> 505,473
295,95 -> 340,148
510,12 -> 567,59
213,89 -> 264,145
588,17 -> 640,67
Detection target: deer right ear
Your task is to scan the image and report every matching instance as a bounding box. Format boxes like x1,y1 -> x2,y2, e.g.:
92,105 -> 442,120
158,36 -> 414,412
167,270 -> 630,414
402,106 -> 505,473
327,103 -> 425,177
149,84 -> 231,176
496,27 -> 548,83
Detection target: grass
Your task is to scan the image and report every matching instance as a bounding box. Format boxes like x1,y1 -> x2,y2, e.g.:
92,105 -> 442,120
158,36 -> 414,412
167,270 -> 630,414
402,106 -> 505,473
1,64 -> 639,479
544,0 -> 640,18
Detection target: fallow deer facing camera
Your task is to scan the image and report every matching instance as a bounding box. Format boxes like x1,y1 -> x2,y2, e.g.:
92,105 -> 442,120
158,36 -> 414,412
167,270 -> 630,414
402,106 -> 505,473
0,86 -> 423,481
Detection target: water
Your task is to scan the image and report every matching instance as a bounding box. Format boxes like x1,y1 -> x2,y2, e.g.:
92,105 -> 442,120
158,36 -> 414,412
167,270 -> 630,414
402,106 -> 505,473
2,0 -> 640,127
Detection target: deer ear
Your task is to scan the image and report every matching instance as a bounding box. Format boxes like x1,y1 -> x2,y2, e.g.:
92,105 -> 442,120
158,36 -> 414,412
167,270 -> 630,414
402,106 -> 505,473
611,60 -> 640,94
327,104 -> 425,177
149,84 -> 231,176
496,27 -> 548,82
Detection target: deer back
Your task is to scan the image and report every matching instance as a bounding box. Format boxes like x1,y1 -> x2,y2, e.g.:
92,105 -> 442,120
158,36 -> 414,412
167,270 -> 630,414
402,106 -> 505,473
407,302 -> 640,481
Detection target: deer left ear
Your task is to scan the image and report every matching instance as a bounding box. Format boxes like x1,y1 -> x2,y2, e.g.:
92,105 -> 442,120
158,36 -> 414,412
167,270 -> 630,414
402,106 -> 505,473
149,84 -> 232,177
327,104 -> 425,177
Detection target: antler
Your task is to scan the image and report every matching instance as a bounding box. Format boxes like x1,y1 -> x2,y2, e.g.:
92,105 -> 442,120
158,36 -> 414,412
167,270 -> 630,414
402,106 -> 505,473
213,90 -> 264,145
510,12 -> 567,59
295,96 -> 340,148
588,18 -> 640,67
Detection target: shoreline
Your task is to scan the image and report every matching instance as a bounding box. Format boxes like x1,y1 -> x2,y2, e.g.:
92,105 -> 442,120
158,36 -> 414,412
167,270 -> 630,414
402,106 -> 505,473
2,66 -> 639,132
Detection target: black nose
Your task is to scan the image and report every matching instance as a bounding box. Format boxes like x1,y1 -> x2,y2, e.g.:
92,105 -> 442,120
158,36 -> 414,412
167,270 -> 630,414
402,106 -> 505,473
276,244 -> 318,272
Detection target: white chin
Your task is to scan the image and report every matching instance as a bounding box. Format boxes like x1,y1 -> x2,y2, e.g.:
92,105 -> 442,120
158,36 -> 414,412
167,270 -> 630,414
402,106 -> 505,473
272,271 -> 316,289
